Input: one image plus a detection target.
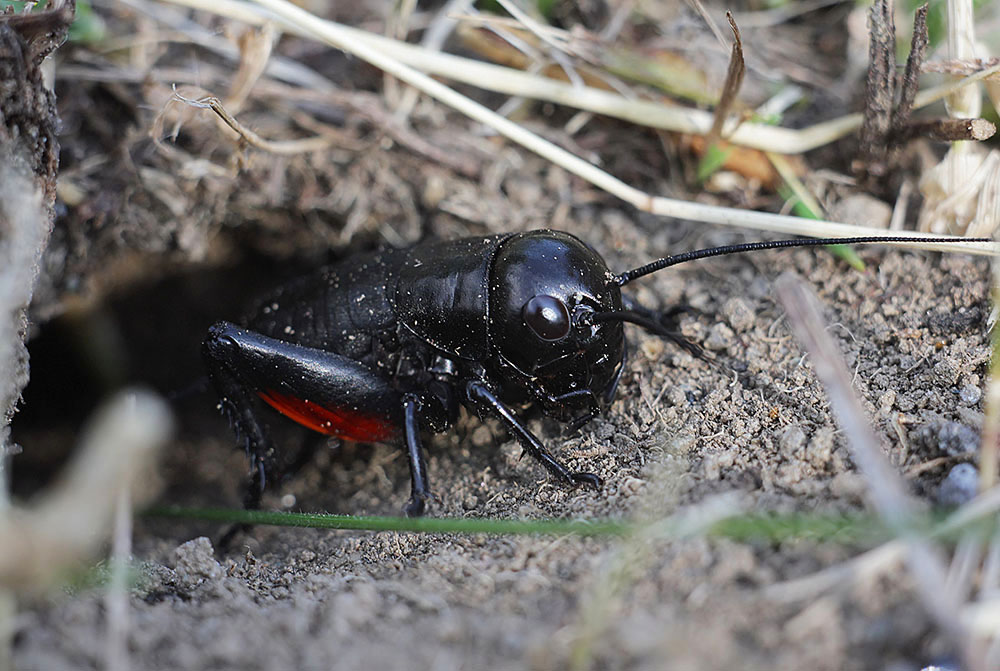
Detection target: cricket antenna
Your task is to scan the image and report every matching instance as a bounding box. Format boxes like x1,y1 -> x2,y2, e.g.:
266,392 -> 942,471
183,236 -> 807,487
613,235 -> 994,286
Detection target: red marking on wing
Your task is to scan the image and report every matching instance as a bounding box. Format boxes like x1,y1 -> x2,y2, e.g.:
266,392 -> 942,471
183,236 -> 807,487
258,390 -> 395,443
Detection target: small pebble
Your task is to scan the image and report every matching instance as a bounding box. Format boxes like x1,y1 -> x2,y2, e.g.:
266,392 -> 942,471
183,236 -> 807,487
932,359 -> 961,385
937,463 -> 978,507
778,425 -> 806,457
640,337 -> 664,360
805,427 -> 835,467
877,390 -> 896,414
703,323 -> 735,351
959,384 -> 982,405
173,537 -> 223,590
722,297 -> 754,333
421,174 -> 446,209
829,472 -> 866,501
470,424 -> 492,448
829,193 -> 892,229
594,421 -> 614,440
936,422 -> 979,456
665,387 -> 687,407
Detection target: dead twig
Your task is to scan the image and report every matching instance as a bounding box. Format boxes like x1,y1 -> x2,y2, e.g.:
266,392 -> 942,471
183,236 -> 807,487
895,117 -> 996,144
854,2 -> 993,189
891,3 -> 928,132
170,88 -> 339,155
705,12 -> 746,147
855,0 -> 896,182
0,0 -> 74,62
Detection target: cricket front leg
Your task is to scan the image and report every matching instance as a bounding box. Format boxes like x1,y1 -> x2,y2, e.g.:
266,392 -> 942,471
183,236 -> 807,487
465,380 -> 602,488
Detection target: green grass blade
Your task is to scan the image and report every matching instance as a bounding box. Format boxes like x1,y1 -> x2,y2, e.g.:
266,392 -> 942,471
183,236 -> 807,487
147,506 -> 897,543
776,183 -> 866,270
696,143 -> 733,183
146,506 -> 634,537
146,506 -> 996,544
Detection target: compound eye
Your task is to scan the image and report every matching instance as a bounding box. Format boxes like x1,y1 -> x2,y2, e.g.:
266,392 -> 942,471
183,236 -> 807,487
523,295 -> 571,341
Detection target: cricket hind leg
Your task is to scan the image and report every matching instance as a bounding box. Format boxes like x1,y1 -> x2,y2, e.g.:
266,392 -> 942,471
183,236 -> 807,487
202,328 -> 277,510
203,323 -> 284,548
203,321 -> 417,535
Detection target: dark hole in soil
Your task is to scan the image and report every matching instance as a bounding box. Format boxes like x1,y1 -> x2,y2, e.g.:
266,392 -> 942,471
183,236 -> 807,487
10,244 -> 369,502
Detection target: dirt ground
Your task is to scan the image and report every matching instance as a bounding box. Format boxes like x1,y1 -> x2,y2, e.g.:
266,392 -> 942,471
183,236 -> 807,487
6,1 -> 996,670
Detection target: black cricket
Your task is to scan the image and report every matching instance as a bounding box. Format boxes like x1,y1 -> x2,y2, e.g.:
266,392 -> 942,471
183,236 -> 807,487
203,229 -> 986,516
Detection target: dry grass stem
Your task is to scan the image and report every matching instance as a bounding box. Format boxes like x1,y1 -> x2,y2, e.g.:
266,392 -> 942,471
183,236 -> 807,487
392,0 -> 473,121
768,483 -> 1000,605
225,24 -> 276,114
0,390 -> 171,590
686,0 -> 728,48
776,275 -> 920,522
946,0 -> 981,121
104,487 -> 132,671
566,494 -> 740,671
775,273 -> 977,668
494,0 -> 573,59
919,146 -> 1000,236
424,0 -> 473,48
918,0 -> 989,236
912,0 -> 998,237
156,0 -> 1000,155
768,151 -> 824,216
765,541 -> 907,602
981,266 -> 1000,491
110,28 -> 481,178
116,0 -> 341,92
153,0 -> 999,253
924,58 -> 1000,77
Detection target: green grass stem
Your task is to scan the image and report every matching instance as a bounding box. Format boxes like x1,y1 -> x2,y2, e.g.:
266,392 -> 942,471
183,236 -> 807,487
146,505 -> 1000,544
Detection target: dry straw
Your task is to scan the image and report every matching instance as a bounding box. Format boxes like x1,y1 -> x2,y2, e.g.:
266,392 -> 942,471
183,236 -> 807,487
157,0 -> 998,255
